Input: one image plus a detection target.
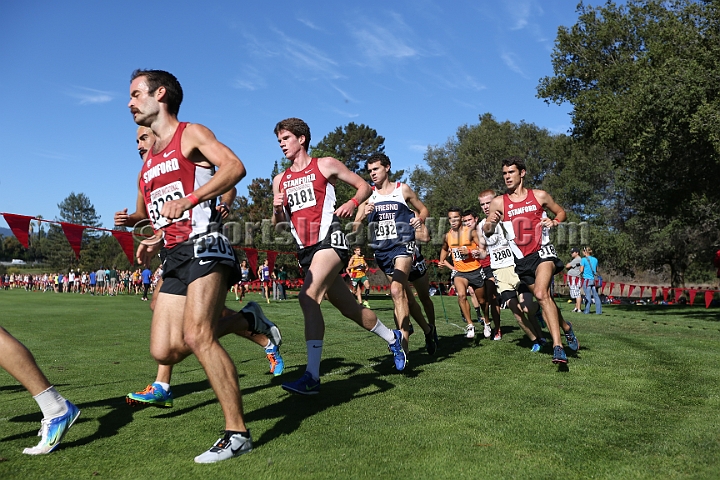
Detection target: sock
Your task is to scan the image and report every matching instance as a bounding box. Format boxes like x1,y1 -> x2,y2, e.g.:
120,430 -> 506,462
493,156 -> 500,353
306,340 -> 323,380
155,381 -> 171,392
33,386 -> 68,419
225,430 -> 250,438
475,307 -> 482,318
263,339 -> 272,349
370,320 -> 396,344
363,288 -> 370,300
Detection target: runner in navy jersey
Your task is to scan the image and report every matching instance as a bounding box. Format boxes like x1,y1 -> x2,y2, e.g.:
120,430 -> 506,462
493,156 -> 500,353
271,118 -> 406,396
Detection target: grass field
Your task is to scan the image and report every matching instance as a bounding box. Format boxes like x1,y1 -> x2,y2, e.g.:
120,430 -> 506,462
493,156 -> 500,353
1,289 -> 719,479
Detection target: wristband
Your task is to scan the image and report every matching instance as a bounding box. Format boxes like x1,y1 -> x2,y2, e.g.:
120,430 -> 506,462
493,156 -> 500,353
186,193 -> 200,207
350,198 -> 360,208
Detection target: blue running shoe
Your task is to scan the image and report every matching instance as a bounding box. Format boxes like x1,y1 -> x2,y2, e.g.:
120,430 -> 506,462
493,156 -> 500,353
531,342 -> 542,353
126,382 -> 173,407
282,371 -> 320,395
389,330 -> 407,371
565,322 -> 579,352
23,400 -> 80,455
266,344 -> 284,376
552,345 -> 568,364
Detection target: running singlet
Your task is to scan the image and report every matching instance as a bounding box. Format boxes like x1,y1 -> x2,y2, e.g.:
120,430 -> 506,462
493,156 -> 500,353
502,189 -> 557,260
140,122 -> 219,249
280,157 -> 342,249
446,227 -> 481,272
479,218 -> 523,269
348,255 -> 367,278
366,182 -> 416,252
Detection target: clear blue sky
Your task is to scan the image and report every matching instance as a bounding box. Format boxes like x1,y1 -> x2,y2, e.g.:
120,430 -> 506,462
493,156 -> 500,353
0,0 -> 582,230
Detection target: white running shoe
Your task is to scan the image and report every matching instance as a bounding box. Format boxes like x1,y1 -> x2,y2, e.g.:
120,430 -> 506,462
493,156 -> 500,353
194,431 -> 253,464
483,322 -> 492,338
465,324 -> 475,339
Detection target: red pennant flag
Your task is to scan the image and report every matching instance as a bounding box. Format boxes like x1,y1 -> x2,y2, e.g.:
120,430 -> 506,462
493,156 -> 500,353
705,290 -> 715,308
640,286 -> 646,298
600,281 -> 606,294
609,282 -> 615,295
628,285 -> 635,297
688,289 -> 698,305
651,286 -> 658,302
674,288 -> 684,302
266,250 -> 278,273
60,222 -> 86,259
243,248 -> 258,276
619,283 -> 626,296
112,230 -> 136,265
3,213 -> 32,248
662,287 -> 669,301
563,273 -> 568,285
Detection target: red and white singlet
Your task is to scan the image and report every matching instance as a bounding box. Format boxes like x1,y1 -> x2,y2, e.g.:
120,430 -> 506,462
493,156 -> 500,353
280,157 -> 337,249
140,122 -> 215,249
502,189 -> 545,257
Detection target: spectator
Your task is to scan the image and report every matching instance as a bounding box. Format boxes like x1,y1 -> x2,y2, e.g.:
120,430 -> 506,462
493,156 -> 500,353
565,247 -> 583,313
580,246 -> 602,315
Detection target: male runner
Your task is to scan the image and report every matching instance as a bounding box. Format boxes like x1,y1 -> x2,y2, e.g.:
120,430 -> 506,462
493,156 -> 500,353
483,156 -> 579,364
0,326 -> 80,454
461,210 -> 501,339
272,118 -> 406,395
116,125 -> 285,411
125,69 -> 261,462
354,153 -> 437,356
439,208 -> 488,339
478,189 -> 545,351
347,246 -> 371,308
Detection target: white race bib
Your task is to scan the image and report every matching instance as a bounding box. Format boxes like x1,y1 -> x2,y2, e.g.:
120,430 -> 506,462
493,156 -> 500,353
147,181 -> 190,230
451,248 -> 468,261
538,244 -> 557,259
330,230 -> 348,250
286,184 -> 316,213
375,220 -> 398,241
490,246 -> 514,269
193,232 -> 235,261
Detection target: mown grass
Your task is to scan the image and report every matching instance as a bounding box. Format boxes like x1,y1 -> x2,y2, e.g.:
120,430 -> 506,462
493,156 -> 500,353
1,289 -> 719,479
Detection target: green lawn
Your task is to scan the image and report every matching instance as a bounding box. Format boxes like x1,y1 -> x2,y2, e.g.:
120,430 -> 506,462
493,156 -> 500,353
1,289 -> 719,479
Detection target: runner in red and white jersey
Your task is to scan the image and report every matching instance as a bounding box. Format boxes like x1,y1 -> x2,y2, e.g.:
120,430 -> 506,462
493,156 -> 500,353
121,69 -> 265,463
271,117 -> 406,396
484,156 -> 579,365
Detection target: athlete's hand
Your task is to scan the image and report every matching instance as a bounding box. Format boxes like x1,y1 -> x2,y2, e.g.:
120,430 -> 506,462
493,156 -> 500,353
136,233 -> 163,265
409,215 -> 423,229
487,210 -> 502,225
364,202 -> 375,216
273,191 -> 285,215
216,202 -> 231,219
335,200 -> 356,218
161,198 -> 192,220
471,248 -> 482,258
541,216 -> 557,228
114,208 -> 129,226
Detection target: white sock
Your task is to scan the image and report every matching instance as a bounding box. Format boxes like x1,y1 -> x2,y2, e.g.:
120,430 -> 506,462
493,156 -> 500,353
33,386 -> 68,419
263,339 -> 272,350
155,382 -> 171,392
306,340 -> 323,380
370,320 -> 396,344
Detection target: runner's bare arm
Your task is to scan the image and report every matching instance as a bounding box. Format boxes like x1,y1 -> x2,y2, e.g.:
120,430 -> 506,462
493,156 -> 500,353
483,196 -> 504,235
351,200 -> 372,233
217,187 -> 236,219
403,183 -> 428,229
271,173 -> 286,226
471,229 -> 487,259
317,156 -> 371,218
534,189 -> 566,227
438,236 -> 452,269
114,172 -> 148,226
160,123 -> 245,220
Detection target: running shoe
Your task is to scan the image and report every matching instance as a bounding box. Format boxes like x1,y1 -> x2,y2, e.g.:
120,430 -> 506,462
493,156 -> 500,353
425,324 -> 438,355
265,344 -> 284,376
362,300 -> 371,308
22,400 -> 81,455
282,371 -> 320,395
530,342 -> 542,353
194,430 -> 253,463
565,321 -> 579,351
242,301 -> 282,346
465,324 -> 476,339
126,382 -> 173,407
388,330 -> 407,371
493,328 -> 502,341
483,322 -> 492,338
552,345 -> 568,364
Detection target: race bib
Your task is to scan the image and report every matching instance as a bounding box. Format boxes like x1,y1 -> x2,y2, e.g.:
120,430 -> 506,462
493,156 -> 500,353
286,184 -> 316,213
374,220 -> 398,241
330,230 -> 348,250
538,244 -> 557,259
490,246 -> 514,269
451,247 -> 468,261
147,181 -> 190,230
193,232 -> 235,261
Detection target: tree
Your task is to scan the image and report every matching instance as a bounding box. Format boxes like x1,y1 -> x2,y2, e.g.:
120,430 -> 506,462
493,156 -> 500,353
44,192 -> 102,269
537,0 -> 720,286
